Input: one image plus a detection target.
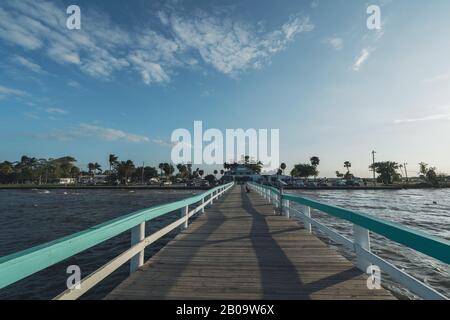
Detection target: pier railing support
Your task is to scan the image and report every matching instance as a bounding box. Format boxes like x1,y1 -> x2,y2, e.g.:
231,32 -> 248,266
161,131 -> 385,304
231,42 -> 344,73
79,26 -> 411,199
201,198 -> 205,213
354,225 -> 371,271
304,206 -> 312,233
283,199 -> 290,219
130,222 -> 145,273
181,205 -> 189,230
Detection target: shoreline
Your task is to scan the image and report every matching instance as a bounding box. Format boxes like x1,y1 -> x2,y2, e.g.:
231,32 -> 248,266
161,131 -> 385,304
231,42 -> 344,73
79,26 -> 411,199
1,184 -> 449,190
0,185 -> 210,190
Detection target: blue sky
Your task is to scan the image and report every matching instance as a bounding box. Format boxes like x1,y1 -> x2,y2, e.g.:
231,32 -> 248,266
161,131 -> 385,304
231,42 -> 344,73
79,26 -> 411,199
1,0 -> 450,177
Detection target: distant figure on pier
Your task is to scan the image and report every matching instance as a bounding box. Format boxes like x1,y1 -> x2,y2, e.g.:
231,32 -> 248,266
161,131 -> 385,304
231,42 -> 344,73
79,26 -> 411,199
245,185 -> 251,193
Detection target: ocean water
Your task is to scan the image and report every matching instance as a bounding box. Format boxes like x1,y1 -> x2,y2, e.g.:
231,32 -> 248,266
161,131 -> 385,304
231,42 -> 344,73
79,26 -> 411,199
0,188 -> 449,299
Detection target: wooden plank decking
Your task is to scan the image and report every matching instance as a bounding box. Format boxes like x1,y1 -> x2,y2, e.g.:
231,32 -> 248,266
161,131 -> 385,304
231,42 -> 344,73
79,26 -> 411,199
106,186 -> 395,300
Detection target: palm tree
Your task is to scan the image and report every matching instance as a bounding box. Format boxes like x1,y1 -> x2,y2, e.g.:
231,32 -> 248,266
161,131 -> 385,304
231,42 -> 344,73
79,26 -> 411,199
162,163 -> 175,179
280,163 -> 287,174
370,161 -> 400,185
158,163 -> 164,178
344,161 -> 352,173
399,164 -> 405,180
343,161 -> 352,180
310,157 -> 320,180
93,163 -> 102,175
109,154 -> 118,172
88,163 -> 95,176
419,162 -> 428,176
117,160 -> 135,184
186,163 -> 192,178
310,156 -> 320,167
344,161 -> 352,174
70,166 -> 80,179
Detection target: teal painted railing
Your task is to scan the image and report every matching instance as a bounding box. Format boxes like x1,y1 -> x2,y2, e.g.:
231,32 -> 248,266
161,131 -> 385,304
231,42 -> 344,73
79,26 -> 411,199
249,182 -> 450,300
0,182 -> 234,298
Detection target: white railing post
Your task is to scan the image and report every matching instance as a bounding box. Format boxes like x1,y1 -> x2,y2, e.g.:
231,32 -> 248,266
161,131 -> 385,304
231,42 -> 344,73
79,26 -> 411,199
268,190 -> 271,204
130,222 -> 145,273
180,205 -> 189,230
354,225 -> 371,271
211,192 -> 214,205
201,197 -> 205,213
304,206 -> 312,233
285,199 -> 290,219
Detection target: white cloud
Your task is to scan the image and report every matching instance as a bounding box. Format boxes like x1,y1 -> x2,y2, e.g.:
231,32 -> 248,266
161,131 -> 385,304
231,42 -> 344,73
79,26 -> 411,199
394,113 -> 450,124
35,123 -> 151,143
12,55 -> 43,73
352,48 -> 371,71
67,80 -> 81,88
128,51 -> 170,84
0,0 -> 313,84
165,11 -> 313,76
45,107 -> 68,115
323,37 -> 343,50
422,73 -> 450,84
78,124 -> 150,143
0,84 -> 28,97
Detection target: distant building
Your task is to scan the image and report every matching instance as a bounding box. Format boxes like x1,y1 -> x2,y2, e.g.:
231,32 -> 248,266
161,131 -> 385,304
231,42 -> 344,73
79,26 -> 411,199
93,175 -> 108,185
78,175 -> 108,185
78,176 -> 92,185
57,178 -> 75,185
223,164 -> 261,182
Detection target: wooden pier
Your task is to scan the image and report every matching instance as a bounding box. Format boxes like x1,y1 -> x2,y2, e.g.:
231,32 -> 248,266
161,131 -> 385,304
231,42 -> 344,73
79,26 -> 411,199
106,186 -> 394,300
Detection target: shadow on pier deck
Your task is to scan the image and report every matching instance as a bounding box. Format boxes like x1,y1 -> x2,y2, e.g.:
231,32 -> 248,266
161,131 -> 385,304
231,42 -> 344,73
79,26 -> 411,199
106,186 -> 394,300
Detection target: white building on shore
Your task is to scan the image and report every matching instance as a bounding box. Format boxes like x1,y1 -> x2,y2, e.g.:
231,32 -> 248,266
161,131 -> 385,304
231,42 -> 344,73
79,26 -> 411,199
222,164 -> 261,183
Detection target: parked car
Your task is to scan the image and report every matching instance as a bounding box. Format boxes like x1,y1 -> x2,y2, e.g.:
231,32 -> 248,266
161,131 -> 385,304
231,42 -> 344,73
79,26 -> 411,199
318,181 -> 329,187
147,178 -> 160,185
200,180 -> 210,187
305,181 -> 317,187
293,181 -> 305,188
346,179 -> 361,186
333,180 -> 347,186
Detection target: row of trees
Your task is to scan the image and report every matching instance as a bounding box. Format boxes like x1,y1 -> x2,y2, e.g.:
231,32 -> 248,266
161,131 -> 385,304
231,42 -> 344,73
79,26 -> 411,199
364,161 -> 443,185
0,154 -> 225,185
223,155 -> 264,174
285,156 -> 446,186
0,156 -> 80,184
289,156 -> 320,180
1,154 -> 447,186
